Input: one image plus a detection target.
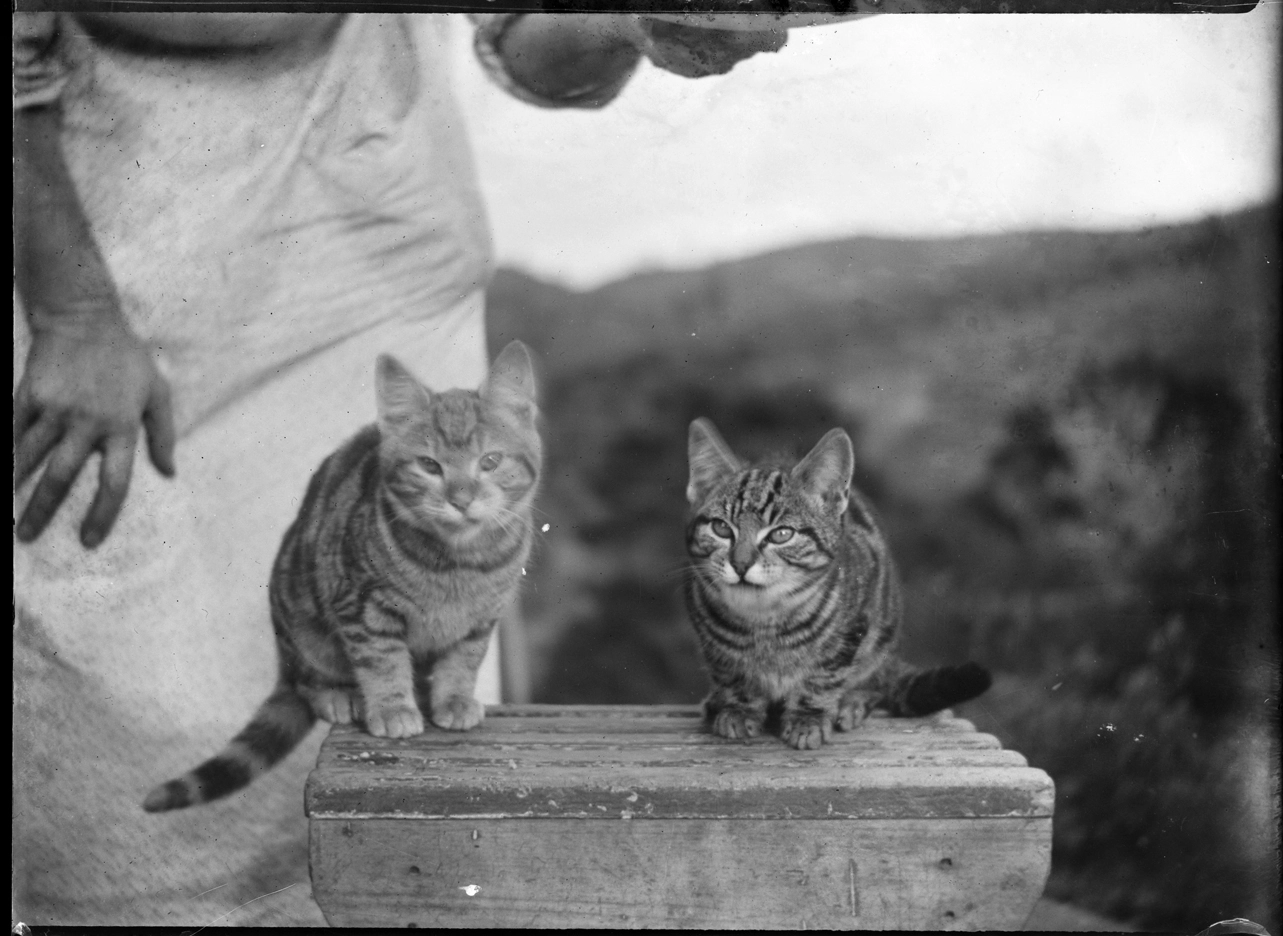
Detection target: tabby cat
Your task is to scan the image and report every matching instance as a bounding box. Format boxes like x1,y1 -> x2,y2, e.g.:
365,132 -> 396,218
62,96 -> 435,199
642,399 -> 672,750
684,418 -> 990,750
143,341 -> 542,812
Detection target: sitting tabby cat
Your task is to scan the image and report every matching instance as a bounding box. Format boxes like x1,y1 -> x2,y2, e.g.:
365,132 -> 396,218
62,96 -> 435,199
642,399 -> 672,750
684,418 -> 990,750
143,341 -> 541,812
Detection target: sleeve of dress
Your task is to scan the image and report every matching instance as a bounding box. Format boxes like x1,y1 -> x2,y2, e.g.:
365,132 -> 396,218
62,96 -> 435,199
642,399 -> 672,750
13,12 -> 72,110
470,13 -> 638,110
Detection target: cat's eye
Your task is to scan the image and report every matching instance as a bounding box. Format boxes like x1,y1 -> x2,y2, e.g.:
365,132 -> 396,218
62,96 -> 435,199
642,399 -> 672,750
766,526 -> 795,544
478,452 -> 503,472
418,457 -> 443,476
709,519 -> 734,538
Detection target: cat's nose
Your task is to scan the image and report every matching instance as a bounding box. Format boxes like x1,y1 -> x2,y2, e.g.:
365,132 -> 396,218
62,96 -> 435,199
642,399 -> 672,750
729,539 -> 758,579
446,484 -> 475,512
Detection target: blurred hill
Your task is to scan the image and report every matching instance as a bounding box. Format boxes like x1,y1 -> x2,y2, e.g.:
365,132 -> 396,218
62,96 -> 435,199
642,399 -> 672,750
491,206 -> 1274,502
485,202 -> 1279,934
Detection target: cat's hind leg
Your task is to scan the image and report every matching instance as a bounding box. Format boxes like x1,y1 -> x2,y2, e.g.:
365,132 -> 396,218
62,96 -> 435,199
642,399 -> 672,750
298,685 -> 363,725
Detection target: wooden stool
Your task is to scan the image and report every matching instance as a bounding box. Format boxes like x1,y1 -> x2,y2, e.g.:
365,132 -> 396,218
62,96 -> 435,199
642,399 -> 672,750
307,704 -> 1053,929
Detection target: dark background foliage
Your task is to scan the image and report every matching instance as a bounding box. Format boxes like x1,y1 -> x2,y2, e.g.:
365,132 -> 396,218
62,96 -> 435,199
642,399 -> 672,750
485,202 -> 1279,932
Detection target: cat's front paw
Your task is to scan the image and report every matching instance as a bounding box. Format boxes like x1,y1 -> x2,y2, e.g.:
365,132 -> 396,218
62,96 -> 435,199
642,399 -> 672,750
782,711 -> 832,750
710,707 -> 765,740
431,695 -> 484,732
365,702 -> 425,739
836,691 -> 875,732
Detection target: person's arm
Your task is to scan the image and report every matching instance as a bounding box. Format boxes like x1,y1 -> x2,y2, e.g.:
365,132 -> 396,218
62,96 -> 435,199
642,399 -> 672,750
13,11 -> 341,549
13,102 -> 176,549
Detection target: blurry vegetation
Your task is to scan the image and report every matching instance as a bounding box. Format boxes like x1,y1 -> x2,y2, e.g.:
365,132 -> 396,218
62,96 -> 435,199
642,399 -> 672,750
487,202 -> 1279,932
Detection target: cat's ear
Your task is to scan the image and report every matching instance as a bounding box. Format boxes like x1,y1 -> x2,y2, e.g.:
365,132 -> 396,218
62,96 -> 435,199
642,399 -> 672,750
792,428 -> 854,514
375,354 -> 432,428
482,341 -> 537,418
687,418 -> 740,506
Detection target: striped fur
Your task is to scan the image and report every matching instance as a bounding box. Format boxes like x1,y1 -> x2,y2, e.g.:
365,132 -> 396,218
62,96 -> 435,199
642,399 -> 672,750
143,342 -> 542,812
683,418 -> 990,750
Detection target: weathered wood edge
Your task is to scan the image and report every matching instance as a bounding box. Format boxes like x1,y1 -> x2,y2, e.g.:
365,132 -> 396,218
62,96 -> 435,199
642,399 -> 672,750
306,767 -> 1055,820
306,706 -> 1055,820
317,707 -> 982,738
484,704 -> 705,717
471,704 -> 979,731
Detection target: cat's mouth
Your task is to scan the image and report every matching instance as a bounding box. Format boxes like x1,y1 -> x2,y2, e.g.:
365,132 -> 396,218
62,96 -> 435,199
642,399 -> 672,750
427,510 -> 487,541
719,565 -> 770,589
439,503 -> 487,525
446,515 -> 486,535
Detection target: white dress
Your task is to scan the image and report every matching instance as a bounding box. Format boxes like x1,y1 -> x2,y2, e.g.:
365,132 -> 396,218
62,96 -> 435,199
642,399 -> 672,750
12,13 -> 521,925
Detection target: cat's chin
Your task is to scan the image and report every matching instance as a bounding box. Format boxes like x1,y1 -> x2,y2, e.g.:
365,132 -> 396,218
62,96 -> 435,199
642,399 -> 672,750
716,580 -> 790,615
431,517 -> 484,542
430,512 -> 511,546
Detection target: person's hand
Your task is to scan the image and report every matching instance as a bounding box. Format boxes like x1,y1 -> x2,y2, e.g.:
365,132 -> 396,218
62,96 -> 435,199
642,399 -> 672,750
14,319 -> 176,548
634,16 -> 790,78
492,14 -> 792,106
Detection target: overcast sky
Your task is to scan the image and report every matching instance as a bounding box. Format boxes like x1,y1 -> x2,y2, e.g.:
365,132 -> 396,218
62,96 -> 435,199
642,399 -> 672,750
451,9 -> 1280,289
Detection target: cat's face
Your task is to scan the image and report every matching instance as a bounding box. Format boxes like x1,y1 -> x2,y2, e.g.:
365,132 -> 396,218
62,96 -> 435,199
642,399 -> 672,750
685,419 -> 853,612
375,342 -> 541,542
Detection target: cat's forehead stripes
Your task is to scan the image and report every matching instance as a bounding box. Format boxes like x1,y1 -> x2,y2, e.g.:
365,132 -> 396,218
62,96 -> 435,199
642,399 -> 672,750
727,468 -> 787,521
431,391 -> 480,448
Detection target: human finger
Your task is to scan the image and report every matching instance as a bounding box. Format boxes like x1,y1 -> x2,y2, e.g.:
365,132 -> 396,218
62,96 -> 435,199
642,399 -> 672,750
13,414 -> 64,490
142,379 -> 177,477
15,429 -> 95,543
13,387 -> 40,439
636,17 -> 789,79
80,434 -> 136,548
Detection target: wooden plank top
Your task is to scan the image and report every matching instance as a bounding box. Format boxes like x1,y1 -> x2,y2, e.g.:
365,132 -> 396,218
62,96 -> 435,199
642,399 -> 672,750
306,704 -> 1054,821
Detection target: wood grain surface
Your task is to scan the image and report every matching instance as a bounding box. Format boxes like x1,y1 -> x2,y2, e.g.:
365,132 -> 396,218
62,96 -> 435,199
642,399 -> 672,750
308,705 -> 1054,929
307,705 -> 1054,821
312,816 -> 1052,929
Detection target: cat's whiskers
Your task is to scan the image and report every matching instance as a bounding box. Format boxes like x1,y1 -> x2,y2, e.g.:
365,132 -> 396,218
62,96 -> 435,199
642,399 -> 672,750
661,560 -> 703,586
485,505 -> 528,540
521,501 -> 553,524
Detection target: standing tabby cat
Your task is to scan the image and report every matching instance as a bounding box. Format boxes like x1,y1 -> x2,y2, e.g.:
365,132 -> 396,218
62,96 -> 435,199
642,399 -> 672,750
684,418 -> 990,750
143,341 -> 541,812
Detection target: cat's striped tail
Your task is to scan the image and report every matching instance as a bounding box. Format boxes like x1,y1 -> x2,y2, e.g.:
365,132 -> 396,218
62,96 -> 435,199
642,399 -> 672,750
883,661 -> 993,717
141,681 -> 316,812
